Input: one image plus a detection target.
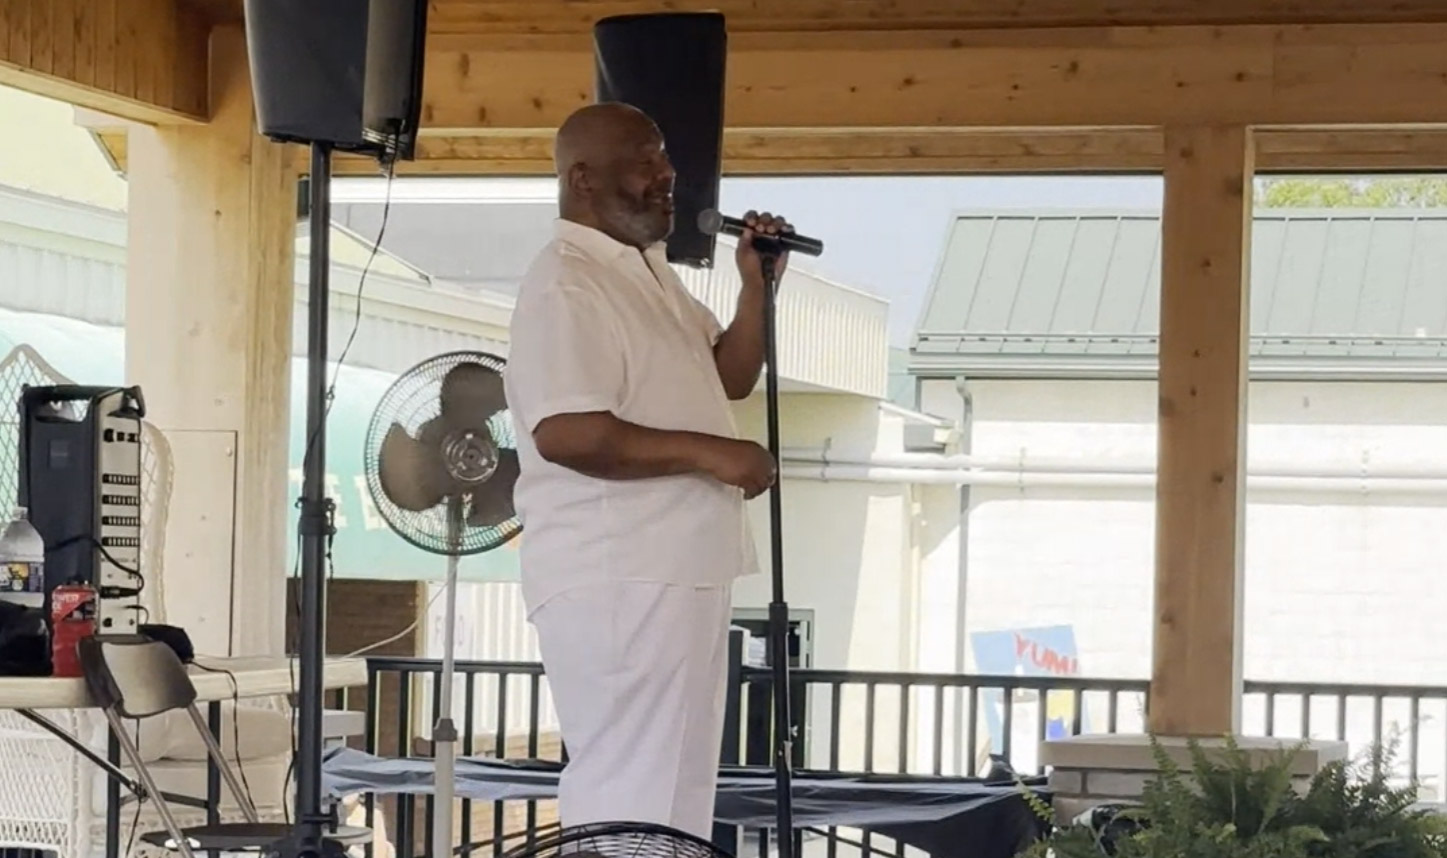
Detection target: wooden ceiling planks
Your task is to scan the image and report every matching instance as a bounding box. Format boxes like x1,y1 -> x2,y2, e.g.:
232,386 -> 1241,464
427,0 -> 1447,33
0,0 -> 209,122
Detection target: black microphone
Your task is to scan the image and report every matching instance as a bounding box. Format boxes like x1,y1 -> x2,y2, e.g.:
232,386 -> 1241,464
697,209 -> 824,257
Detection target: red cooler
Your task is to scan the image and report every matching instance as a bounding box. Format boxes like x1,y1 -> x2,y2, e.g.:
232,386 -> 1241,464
50,583 -> 96,678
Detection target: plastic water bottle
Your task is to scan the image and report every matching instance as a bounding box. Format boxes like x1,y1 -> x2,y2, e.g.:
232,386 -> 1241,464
0,506 -> 45,606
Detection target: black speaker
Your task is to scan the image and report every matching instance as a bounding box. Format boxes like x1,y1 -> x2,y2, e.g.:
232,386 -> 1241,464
18,385 -> 146,633
594,12 -> 728,268
243,0 -> 429,162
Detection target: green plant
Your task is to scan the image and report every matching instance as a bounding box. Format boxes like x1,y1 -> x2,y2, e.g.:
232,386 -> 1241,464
1291,739 -> 1447,858
1016,736 -> 1447,858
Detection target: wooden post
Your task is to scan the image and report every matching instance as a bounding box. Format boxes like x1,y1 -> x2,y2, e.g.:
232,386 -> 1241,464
125,25 -> 299,656
1149,125 -> 1254,737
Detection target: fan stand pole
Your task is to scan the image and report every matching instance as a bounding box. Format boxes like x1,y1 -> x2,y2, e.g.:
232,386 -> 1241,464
280,141 -> 344,858
433,498 -> 464,855
758,248 -> 795,858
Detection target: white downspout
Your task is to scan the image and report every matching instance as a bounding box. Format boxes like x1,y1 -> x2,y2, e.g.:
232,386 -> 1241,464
779,462 -> 1447,495
903,484 -> 922,673
779,447 -> 1447,482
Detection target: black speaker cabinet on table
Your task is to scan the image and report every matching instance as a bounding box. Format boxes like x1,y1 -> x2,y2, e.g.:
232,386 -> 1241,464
17,385 -> 146,635
594,12 -> 728,269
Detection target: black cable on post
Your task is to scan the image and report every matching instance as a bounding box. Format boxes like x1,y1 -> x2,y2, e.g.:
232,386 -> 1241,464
758,248 -> 795,858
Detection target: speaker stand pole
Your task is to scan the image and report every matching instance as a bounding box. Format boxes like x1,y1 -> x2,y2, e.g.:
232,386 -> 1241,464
281,140 -> 341,858
758,249 -> 795,858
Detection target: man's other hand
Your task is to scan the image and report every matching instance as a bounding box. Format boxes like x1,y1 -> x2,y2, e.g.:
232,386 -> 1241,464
701,438 -> 777,499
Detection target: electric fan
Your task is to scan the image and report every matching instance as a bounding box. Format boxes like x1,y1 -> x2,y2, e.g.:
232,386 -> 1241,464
362,349 -> 522,853
504,821 -> 731,858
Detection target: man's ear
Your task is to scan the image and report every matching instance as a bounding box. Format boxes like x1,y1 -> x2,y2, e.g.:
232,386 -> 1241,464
565,162 -> 591,196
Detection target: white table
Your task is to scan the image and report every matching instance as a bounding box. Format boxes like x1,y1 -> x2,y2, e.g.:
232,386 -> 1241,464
0,655 -> 369,858
0,655 -> 368,708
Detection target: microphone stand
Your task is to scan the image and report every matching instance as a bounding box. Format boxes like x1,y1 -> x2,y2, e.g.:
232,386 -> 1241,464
756,244 -> 795,858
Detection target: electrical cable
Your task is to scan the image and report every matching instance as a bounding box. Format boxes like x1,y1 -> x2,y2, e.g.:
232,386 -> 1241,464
342,582 -> 445,659
297,153 -> 397,479
190,662 -> 256,810
286,532 -> 301,827
50,533 -> 144,588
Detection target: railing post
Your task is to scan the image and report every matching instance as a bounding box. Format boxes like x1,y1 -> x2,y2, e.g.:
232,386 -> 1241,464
364,660 -> 380,858
714,628 -> 745,854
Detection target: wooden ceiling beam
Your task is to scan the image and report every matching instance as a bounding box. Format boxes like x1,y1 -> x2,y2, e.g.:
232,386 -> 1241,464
16,3 -> 1447,132
428,0 -> 1447,33
87,125 -> 1447,177
0,0 -> 210,124
420,24 -> 1447,133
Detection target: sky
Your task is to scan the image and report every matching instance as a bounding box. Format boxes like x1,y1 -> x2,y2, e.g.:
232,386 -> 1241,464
717,175 -> 1166,347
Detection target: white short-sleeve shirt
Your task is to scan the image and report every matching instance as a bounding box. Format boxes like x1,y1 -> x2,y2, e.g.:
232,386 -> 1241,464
502,219 -> 760,615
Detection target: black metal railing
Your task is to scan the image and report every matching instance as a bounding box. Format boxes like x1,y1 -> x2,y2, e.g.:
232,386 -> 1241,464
728,665 -> 1149,858
1241,680 -> 1447,794
354,651 -> 1447,858
734,666 -> 1149,778
360,657 -> 554,858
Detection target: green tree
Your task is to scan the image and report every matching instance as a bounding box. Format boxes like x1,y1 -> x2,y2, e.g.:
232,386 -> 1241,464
1255,176 -> 1447,208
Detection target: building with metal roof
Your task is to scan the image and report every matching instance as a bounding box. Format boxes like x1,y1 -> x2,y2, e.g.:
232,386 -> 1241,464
910,208 -> 1447,381
900,203 -> 1447,705
331,184 -> 557,298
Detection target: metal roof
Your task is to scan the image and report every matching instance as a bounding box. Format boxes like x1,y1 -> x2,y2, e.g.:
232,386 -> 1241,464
333,200 -> 557,295
911,208 -> 1447,379
0,183 -> 510,376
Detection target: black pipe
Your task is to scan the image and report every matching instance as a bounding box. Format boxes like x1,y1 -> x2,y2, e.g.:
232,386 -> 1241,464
292,140 -> 334,852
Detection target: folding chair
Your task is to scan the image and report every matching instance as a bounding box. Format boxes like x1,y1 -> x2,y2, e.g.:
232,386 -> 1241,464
77,634 -> 368,857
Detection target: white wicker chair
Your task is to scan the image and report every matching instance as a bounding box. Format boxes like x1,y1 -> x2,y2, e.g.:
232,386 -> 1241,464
0,345 -> 294,858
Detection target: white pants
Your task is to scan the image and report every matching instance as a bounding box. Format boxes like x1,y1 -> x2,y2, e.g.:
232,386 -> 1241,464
530,581 -> 732,840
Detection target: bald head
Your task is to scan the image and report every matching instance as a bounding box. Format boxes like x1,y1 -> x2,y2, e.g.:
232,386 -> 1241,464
554,102 -> 659,174
553,102 -> 676,248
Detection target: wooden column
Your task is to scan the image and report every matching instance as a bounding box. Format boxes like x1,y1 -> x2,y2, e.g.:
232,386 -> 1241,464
1149,125 -> 1254,737
125,24 -> 298,656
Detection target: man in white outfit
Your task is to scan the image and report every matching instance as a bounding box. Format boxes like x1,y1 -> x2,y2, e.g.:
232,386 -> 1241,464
502,102 -> 792,840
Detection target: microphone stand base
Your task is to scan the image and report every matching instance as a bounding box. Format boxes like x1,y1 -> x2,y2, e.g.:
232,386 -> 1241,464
265,829 -> 354,858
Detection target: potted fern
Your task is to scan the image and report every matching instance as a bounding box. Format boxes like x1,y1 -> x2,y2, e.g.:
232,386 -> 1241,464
1017,736 -> 1447,858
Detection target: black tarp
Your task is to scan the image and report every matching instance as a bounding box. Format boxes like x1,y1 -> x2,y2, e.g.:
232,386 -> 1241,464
322,748 -> 1052,858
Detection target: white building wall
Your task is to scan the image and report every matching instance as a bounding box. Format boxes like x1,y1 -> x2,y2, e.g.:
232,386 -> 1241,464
731,393 -> 918,672
933,377 -> 1447,685
915,375 -> 1447,783
674,254 -> 889,399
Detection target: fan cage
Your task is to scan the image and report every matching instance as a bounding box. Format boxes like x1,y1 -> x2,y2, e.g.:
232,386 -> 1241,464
502,821 -> 729,858
362,350 -> 521,556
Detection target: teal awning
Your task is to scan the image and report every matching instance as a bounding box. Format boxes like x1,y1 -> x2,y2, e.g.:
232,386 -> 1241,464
0,307 -> 521,583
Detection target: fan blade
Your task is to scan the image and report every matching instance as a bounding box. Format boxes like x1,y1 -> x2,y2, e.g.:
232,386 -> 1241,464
417,414 -> 450,447
439,361 -> 507,432
493,409 -> 520,449
377,422 -> 454,512
467,448 -> 519,529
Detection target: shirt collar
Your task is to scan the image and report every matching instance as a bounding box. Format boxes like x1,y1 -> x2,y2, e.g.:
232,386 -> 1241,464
554,218 -> 667,264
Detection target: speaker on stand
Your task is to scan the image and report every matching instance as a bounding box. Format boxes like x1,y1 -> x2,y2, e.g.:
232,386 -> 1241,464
240,2 -> 429,855
594,12 -> 728,269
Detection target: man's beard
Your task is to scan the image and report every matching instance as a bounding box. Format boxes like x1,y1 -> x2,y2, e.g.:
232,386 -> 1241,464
599,188 -> 672,247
